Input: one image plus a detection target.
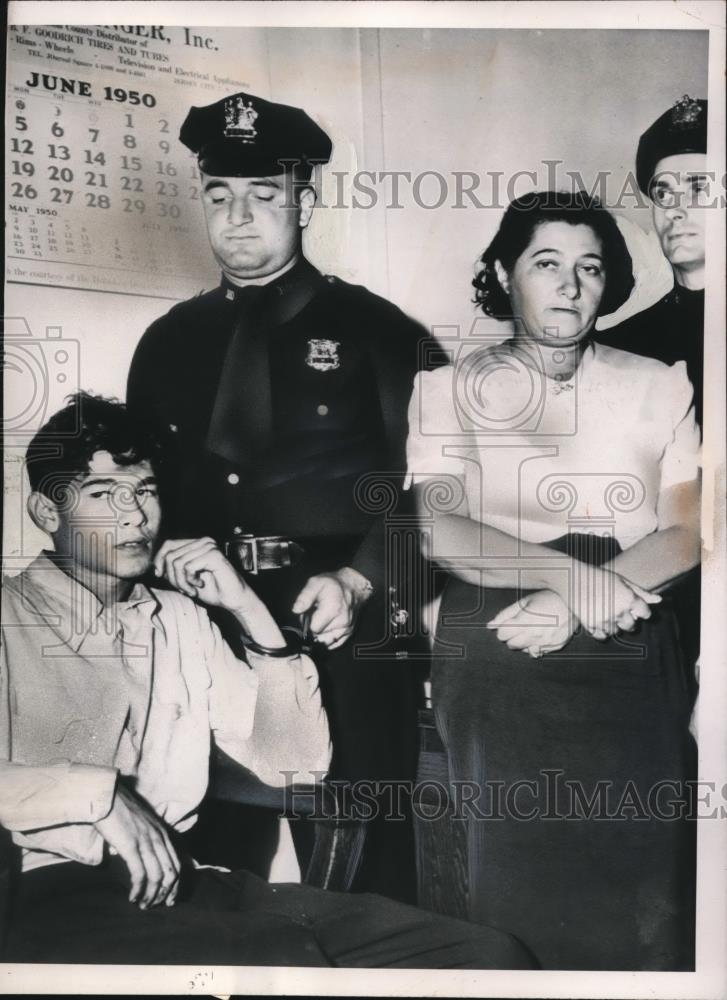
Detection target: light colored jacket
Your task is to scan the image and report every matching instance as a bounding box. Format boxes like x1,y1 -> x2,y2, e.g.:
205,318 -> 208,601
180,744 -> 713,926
0,553 -> 330,871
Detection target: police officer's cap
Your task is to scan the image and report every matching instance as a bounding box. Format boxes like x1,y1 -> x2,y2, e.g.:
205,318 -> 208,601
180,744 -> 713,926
636,95 -> 707,194
180,92 -> 332,179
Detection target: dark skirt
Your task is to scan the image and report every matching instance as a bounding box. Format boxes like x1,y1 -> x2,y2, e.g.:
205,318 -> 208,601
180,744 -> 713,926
430,534 -> 696,970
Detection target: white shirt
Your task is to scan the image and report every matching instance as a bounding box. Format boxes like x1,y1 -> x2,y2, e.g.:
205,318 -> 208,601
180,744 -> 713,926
406,342 -> 700,549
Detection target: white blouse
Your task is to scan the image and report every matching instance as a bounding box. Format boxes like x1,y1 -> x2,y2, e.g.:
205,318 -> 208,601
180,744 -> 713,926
406,341 -> 700,551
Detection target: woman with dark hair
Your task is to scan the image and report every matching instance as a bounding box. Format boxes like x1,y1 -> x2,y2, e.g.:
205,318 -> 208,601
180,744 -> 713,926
407,191 -> 700,970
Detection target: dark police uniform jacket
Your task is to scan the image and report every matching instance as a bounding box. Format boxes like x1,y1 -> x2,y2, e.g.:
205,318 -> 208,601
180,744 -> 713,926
595,283 -> 703,693
127,257 -> 438,783
595,284 -> 704,430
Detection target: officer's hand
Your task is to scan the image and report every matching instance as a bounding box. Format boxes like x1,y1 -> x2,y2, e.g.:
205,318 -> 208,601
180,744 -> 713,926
95,781 -> 180,910
292,567 -> 373,649
154,537 -> 260,617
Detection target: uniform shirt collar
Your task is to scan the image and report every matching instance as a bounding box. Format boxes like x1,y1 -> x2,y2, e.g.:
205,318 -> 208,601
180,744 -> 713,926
220,256 -> 324,312
222,254 -> 298,294
670,284 -> 704,308
20,551 -> 160,653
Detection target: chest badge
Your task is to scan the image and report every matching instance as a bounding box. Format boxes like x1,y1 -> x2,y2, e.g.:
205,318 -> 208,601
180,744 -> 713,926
306,339 -> 341,372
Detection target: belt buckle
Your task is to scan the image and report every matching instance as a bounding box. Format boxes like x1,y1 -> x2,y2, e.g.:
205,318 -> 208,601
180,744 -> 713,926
227,534 -> 260,574
225,534 -> 304,575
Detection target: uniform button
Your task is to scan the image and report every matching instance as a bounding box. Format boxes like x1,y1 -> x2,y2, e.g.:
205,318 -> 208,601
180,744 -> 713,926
317,404 -> 329,416
227,473 -> 240,486
233,526 -> 243,535
169,423 -> 178,433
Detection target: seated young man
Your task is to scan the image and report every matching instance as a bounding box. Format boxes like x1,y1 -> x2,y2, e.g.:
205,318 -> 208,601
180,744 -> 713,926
0,393 -> 533,969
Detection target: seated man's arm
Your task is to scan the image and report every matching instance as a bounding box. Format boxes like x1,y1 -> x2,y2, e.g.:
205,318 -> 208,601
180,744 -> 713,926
1,642 -> 180,910
0,763 -> 180,910
219,648 -> 331,789
154,539 -> 331,788
95,781 -> 181,910
0,639 -> 117,832
0,760 -> 116,832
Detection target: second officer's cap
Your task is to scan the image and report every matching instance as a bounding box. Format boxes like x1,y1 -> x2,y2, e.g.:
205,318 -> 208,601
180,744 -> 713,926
180,92 -> 332,179
636,95 -> 707,194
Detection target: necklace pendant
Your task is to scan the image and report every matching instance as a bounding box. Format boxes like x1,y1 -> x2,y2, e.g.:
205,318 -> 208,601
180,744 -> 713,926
551,379 -> 574,395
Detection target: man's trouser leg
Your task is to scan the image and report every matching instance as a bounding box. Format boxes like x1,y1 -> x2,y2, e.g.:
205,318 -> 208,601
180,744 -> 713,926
5,861 -> 535,969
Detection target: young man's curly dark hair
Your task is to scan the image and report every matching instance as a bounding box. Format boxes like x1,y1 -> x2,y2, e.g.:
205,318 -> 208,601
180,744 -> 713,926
26,391 -> 162,501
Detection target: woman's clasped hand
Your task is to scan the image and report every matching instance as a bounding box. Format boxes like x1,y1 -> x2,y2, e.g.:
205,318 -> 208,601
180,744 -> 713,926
487,565 -> 662,657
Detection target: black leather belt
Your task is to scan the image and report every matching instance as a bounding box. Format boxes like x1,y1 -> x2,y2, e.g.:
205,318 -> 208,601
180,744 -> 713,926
225,534 -> 305,575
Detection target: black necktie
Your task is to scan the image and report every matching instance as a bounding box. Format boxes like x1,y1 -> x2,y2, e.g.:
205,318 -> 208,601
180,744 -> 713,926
205,284 -> 271,467
205,263 -> 326,466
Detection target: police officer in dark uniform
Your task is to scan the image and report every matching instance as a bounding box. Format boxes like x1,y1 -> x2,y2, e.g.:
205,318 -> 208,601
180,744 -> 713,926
596,95 -> 707,428
127,93 -> 436,901
597,96 -> 708,732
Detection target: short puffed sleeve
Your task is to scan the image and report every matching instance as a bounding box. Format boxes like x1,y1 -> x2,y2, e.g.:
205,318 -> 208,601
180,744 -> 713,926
659,361 -> 701,491
405,366 -> 467,488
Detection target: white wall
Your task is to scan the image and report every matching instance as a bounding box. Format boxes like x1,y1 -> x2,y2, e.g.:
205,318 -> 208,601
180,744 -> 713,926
374,28 -> 708,331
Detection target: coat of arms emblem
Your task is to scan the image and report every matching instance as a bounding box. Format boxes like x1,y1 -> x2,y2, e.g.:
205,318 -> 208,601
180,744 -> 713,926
670,94 -> 702,129
224,96 -> 259,143
306,339 -> 341,371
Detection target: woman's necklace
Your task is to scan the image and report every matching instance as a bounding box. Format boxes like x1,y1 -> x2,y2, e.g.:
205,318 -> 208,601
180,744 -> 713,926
544,344 -> 584,385
550,371 -> 576,394
507,338 -> 584,393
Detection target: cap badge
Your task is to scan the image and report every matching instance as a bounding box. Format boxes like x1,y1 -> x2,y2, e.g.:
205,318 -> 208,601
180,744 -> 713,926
306,339 -> 340,372
224,96 -> 259,143
670,94 -> 702,129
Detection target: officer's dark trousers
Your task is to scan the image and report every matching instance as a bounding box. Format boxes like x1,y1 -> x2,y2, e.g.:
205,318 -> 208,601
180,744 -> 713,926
4,861 -> 535,969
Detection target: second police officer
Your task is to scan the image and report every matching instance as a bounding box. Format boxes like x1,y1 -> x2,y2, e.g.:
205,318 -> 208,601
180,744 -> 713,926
596,95 -> 707,428
596,95 -> 708,704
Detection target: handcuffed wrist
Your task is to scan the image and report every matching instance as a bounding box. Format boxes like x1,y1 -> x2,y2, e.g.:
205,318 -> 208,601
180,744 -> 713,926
240,625 -> 311,659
